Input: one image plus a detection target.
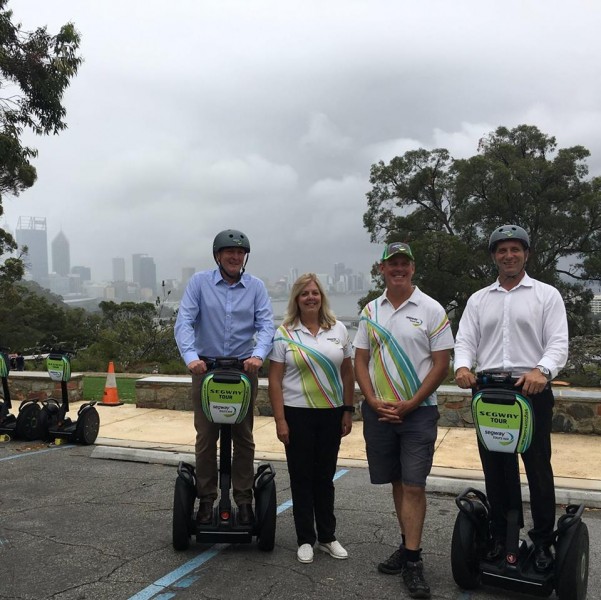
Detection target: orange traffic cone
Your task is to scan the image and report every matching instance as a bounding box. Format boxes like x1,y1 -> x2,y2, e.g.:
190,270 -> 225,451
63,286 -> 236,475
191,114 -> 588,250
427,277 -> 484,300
99,361 -> 123,406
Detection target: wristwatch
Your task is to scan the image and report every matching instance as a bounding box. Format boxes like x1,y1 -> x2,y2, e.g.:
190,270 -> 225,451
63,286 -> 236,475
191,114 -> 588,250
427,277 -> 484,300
536,365 -> 552,381
342,405 -> 355,413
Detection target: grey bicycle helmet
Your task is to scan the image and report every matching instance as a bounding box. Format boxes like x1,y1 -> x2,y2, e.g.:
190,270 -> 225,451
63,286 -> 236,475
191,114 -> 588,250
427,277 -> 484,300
212,229 -> 251,255
488,224 -> 530,252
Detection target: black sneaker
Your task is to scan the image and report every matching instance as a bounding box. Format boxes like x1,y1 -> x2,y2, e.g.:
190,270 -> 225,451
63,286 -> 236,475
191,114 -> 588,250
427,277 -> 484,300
377,547 -> 406,574
401,560 -> 431,599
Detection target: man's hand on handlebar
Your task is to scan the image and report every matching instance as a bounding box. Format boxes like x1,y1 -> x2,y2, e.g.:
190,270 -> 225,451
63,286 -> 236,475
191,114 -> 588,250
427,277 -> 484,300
516,369 -> 548,396
187,359 -> 207,375
243,356 -> 263,375
455,367 -> 477,389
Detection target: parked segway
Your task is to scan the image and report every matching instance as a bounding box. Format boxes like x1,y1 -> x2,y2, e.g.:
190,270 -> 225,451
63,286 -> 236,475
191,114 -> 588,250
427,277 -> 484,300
451,372 -> 589,600
0,349 -> 42,441
172,357 -> 277,552
38,349 -> 100,445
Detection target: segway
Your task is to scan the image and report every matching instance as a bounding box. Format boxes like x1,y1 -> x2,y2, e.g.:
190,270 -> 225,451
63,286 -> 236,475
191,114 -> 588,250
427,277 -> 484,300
38,350 -> 100,445
451,372 -> 589,600
172,357 -> 277,552
0,350 -> 42,441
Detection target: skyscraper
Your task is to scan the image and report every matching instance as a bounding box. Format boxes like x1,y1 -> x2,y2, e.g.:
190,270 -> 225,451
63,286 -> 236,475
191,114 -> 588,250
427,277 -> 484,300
132,253 -> 146,285
112,257 -> 126,282
51,230 -> 70,276
15,216 -> 49,284
139,255 -> 157,295
71,265 -> 91,281
181,267 -> 195,284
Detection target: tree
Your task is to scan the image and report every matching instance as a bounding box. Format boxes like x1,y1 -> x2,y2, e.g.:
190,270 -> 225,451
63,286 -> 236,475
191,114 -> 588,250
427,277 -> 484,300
0,280 -> 100,352
79,300 -> 180,371
363,125 -> 601,336
0,0 -> 82,277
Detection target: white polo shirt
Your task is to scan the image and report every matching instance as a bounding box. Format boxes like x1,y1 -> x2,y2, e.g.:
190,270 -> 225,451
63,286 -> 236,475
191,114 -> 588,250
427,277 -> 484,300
270,320 -> 352,408
454,273 -> 568,378
353,286 -> 454,406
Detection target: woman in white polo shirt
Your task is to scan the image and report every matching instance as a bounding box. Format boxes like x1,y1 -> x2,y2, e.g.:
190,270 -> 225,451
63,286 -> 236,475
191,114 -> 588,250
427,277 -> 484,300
268,273 -> 355,564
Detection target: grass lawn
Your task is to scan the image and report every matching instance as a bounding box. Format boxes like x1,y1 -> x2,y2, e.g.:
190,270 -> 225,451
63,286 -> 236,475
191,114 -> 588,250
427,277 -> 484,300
83,376 -> 137,404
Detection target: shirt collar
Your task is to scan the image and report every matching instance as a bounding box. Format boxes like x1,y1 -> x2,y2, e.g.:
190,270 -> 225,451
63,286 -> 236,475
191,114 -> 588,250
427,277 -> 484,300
380,285 -> 421,307
491,271 -> 533,291
212,267 -> 247,287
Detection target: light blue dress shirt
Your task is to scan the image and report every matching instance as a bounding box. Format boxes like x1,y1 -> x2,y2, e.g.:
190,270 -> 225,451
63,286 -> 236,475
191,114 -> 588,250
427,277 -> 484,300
174,268 -> 275,366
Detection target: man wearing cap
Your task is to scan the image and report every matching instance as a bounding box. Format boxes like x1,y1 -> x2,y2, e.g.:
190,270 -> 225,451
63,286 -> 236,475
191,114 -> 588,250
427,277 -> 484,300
175,229 -> 274,527
454,224 -> 568,572
354,241 -> 454,600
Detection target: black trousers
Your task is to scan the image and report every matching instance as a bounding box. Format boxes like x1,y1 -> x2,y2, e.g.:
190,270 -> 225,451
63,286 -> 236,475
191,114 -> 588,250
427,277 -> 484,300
478,386 -> 556,546
284,405 -> 344,547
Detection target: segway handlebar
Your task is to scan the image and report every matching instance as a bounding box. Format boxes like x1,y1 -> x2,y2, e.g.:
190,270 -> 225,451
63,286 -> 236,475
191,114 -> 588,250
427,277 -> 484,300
476,372 -> 520,388
201,356 -> 246,372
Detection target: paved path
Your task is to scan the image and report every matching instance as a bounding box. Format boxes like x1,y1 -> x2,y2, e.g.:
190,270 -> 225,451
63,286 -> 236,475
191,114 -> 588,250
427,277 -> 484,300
88,402 -> 601,507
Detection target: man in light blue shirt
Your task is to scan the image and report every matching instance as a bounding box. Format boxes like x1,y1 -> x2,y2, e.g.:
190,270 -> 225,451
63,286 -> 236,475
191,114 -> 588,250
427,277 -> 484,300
175,229 -> 274,526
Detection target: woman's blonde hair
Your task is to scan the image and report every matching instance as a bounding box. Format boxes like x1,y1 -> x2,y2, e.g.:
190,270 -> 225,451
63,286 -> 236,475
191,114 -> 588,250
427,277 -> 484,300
282,273 -> 336,330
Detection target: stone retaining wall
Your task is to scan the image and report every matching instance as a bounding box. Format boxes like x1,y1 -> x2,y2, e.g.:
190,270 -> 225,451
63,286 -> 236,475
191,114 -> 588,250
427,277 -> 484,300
135,377 -> 601,435
3,372 -> 84,403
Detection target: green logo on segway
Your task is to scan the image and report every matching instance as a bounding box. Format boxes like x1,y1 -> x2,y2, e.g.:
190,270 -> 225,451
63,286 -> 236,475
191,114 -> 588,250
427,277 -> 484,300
46,355 -> 71,382
201,370 -> 252,425
472,389 -> 533,454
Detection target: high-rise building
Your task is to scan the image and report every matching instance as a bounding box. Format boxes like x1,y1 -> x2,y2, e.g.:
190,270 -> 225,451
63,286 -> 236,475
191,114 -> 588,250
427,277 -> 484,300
15,216 -> 48,284
132,253 -> 147,284
181,267 -> 195,285
139,255 -> 157,295
288,267 -> 299,289
112,257 -> 126,282
71,265 -> 91,282
51,230 -> 70,276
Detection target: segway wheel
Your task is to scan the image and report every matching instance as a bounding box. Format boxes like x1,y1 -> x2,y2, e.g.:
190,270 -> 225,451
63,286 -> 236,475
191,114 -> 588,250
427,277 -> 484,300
15,402 -> 42,441
75,406 -> 100,445
39,400 -> 60,441
556,521 -> 589,600
173,475 -> 195,551
451,512 -> 481,590
256,479 -> 276,552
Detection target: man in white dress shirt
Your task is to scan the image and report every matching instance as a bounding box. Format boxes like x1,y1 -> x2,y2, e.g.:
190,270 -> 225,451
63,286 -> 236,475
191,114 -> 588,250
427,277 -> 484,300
454,224 -> 568,572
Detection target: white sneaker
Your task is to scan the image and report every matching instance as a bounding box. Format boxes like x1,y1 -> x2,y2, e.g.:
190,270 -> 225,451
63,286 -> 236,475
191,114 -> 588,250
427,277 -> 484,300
317,540 -> 348,559
297,543 -> 314,563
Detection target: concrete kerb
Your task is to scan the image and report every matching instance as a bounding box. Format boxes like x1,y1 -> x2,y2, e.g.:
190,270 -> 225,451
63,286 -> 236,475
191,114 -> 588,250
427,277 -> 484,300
90,443 -> 601,509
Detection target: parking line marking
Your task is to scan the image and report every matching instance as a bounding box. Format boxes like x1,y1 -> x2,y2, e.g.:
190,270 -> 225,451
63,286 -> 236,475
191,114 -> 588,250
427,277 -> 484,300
0,445 -> 74,462
128,468 -> 350,600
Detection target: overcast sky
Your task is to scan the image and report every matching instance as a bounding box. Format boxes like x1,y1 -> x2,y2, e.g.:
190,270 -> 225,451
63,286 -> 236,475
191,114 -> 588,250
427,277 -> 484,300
4,0 -> 601,285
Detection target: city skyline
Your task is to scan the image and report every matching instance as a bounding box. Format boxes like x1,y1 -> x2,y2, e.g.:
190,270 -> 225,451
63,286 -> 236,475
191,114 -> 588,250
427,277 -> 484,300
7,217 -> 370,303
4,2 -> 600,305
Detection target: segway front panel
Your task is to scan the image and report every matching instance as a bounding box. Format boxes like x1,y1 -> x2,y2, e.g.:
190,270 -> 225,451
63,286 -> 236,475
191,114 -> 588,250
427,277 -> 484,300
472,387 -> 533,453
201,369 -> 251,424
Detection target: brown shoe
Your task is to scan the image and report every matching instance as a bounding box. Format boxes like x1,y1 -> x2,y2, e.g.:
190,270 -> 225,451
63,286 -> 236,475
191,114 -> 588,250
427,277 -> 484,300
238,503 -> 254,525
196,502 -> 213,525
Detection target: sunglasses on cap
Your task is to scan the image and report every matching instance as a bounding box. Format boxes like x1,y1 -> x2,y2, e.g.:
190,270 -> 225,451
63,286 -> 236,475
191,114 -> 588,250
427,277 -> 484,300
382,242 -> 415,261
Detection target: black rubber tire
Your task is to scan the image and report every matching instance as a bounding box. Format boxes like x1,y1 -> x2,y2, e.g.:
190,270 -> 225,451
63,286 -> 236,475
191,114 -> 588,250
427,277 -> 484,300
173,475 -> 194,551
451,511 -> 481,590
15,402 -> 42,440
256,480 -> 276,552
76,407 -> 100,445
556,522 -> 589,600
39,401 -> 60,441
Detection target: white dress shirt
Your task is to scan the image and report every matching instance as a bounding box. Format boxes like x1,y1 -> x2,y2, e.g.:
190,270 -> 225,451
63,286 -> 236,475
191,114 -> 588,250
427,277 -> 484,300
454,273 -> 568,378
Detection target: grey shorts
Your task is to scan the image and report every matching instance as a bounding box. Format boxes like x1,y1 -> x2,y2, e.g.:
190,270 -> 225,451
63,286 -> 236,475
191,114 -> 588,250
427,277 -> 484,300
361,401 -> 439,487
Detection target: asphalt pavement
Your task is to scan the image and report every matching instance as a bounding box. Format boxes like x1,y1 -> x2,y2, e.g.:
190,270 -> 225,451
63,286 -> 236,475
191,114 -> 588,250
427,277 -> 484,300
1,440 -> 600,600
1,400 -> 600,600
